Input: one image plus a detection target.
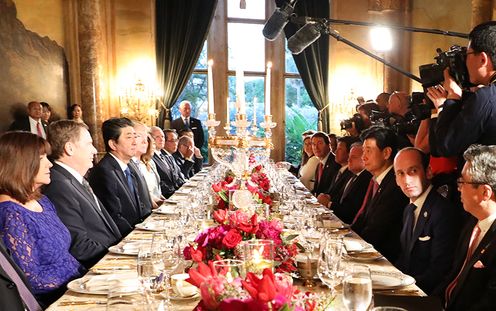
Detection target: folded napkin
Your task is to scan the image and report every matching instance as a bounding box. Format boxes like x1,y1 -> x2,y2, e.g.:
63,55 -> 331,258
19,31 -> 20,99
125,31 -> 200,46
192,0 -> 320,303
122,241 -> 145,252
344,239 -> 365,252
84,273 -> 139,292
157,205 -> 176,214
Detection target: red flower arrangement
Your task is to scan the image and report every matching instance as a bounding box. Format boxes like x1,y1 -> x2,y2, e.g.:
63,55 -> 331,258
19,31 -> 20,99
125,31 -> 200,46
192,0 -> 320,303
183,209 -> 299,274
187,262 -> 324,311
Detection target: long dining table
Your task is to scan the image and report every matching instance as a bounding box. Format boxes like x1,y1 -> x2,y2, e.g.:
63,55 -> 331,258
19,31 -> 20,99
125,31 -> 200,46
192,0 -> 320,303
47,168 -> 426,311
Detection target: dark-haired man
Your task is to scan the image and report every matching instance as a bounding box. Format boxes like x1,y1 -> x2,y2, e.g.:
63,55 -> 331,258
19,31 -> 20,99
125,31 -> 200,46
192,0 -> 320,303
8,101 -> 47,138
311,131 -> 340,196
351,126 -> 409,262
89,118 -> 152,235
394,147 -> 459,294
428,21 -> 496,156
317,136 -> 359,207
44,120 -> 121,268
173,135 -> 203,179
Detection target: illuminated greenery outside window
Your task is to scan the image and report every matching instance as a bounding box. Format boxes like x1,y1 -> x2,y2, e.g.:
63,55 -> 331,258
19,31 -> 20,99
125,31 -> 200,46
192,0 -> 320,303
285,50 -> 318,165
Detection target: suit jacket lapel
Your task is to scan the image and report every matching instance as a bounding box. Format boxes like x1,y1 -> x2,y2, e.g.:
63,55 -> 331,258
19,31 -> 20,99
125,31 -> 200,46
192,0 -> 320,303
451,219 -> 496,301
107,156 -> 138,210
54,164 -> 121,239
407,191 -> 434,254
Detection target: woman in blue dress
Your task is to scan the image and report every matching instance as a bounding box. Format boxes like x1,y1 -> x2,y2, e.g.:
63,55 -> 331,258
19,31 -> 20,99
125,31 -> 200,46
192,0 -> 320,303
0,132 -> 84,306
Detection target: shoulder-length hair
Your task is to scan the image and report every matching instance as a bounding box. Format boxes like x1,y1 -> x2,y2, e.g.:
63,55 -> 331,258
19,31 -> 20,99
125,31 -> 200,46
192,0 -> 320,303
141,134 -> 154,171
0,132 -> 51,204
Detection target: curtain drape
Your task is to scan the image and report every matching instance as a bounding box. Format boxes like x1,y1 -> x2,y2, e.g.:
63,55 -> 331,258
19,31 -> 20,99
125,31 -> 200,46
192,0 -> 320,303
155,0 -> 217,128
276,0 -> 330,132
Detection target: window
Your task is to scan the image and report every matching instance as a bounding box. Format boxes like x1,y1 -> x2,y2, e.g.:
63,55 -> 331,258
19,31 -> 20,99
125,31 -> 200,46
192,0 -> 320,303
284,49 -> 317,165
174,42 -> 208,160
178,0 -> 320,163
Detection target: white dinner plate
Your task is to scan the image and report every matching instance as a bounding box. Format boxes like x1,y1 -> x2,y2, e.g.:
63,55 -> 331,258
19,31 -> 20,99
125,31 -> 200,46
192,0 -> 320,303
163,290 -> 201,301
371,271 -> 415,290
135,222 -> 163,232
154,205 -> 177,215
67,274 -> 139,295
108,241 -> 145,256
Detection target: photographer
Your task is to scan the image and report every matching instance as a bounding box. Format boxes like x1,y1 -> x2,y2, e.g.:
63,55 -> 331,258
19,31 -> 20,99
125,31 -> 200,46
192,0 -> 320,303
428,21 -> 496,156
388,91 -> 419,148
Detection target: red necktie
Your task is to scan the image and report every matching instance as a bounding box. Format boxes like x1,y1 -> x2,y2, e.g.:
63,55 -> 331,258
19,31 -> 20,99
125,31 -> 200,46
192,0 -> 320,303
445,224 -> 481,305
36,122 -> 43,137
352,179 -> 377,225
316,163 -> 324,183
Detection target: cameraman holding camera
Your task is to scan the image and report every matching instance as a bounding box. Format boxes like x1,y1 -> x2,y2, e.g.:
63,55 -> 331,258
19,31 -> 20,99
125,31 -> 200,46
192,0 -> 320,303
428,21 -> 496,156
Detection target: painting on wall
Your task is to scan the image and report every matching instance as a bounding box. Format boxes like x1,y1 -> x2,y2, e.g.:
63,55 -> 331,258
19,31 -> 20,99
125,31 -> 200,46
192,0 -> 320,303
0,0 -> 68,131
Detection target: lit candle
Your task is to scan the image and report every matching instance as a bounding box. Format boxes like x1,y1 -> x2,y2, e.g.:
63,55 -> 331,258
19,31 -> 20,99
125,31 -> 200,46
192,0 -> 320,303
207,59 -> 214,114
235,66 -> 246,115
253,97 -> 257,124
265,62 -> 272,116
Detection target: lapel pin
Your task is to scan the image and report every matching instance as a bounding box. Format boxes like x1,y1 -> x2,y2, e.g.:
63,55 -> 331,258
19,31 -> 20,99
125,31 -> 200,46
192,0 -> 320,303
423,211 -> 428,218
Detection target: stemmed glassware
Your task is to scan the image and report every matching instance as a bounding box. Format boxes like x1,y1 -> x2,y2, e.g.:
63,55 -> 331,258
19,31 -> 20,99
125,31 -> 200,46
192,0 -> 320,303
317,235 -> 343,289
342,264 -> 373,311
149,232 -> 181,308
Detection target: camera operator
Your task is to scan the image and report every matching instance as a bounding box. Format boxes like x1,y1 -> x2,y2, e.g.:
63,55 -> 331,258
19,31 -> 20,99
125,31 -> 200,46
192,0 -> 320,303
384,91 -> 420,149
340,113 -> 366,137
428,21 -> 496,156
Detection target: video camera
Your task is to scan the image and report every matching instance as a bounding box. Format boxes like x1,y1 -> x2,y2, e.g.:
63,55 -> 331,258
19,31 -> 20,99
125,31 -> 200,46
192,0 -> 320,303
340,114 -> 364,131
418,45 -> 471,88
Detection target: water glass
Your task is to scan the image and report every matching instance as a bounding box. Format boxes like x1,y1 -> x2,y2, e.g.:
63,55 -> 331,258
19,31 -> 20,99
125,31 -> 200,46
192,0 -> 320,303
342,264 -> 373,311
213,259 -> 246,282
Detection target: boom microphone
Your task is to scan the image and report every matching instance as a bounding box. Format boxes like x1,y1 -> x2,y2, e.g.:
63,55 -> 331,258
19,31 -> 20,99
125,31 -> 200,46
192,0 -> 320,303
262,1 -> 297,41
287,22 -> 325,54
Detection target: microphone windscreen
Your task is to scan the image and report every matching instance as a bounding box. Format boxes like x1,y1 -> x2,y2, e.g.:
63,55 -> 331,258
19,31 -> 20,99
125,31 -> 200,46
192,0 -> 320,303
263,6 -> 293,41
287,23 -> 322,54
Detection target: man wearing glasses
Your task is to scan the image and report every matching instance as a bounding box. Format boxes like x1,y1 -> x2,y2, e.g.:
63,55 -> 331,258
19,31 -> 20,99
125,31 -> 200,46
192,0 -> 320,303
438,144 -> 496,310
428,21 -> 496,157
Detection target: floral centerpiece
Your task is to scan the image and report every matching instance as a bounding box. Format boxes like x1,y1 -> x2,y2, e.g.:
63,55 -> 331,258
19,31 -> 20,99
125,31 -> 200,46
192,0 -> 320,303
183,209 -> 299,273
211,165 -> 272,210
187,262 -> 330,311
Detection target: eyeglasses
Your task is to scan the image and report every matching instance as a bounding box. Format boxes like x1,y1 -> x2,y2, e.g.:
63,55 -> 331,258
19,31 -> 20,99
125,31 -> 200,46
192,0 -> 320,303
166,139 -> 178,143
456,178 -> 485,187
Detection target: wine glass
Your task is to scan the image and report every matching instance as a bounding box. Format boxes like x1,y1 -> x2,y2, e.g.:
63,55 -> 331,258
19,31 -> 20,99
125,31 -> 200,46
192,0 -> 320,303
342,264 -> 373,311
137,246 -> 163,294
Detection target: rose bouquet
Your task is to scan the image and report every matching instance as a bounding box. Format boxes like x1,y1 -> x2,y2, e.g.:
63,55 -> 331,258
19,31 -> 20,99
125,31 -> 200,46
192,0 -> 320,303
183,209 -> 299,273
187,262 -> 328,311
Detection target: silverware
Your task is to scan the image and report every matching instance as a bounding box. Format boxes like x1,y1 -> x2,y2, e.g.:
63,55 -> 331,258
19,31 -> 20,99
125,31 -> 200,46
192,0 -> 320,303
373,289 -> 419,295
58,300 -> 106,306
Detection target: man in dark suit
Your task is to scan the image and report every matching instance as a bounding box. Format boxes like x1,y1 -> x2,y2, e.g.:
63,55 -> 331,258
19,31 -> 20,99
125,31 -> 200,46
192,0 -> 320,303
317,136 -> 359,207
170,100 -> 205,149
0,240 -> 41,311
394,147 -> 460,294
435,145 -> 496,310
44,120 -> 122,268
89,118 -> 151,235
428,21 -> 496,157
327,143 -> 372,224
8,101 -> 47,139
351,126 -> 409,262
163,129 -> 187,186
150,126 -> 179,198
310,131 -> 341,196
173,135 -> 203,179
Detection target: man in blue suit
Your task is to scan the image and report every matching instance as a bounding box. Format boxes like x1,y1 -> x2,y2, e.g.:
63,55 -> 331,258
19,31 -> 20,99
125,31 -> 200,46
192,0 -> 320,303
394,147 -> 460,294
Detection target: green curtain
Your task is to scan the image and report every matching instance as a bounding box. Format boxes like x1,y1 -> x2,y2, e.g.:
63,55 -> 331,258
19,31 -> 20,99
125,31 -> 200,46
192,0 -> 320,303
155,0 -> 217,128
276,0 -> 330,133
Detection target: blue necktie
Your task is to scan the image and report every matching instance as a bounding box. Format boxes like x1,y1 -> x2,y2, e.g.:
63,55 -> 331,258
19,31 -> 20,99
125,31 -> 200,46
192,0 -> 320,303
124,167 -> 136,196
